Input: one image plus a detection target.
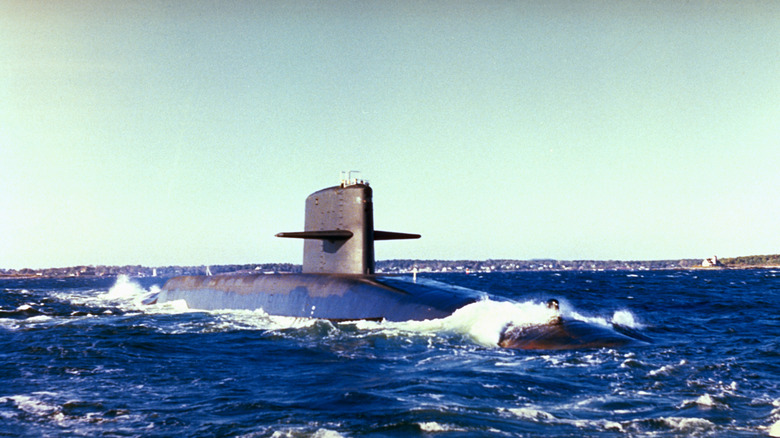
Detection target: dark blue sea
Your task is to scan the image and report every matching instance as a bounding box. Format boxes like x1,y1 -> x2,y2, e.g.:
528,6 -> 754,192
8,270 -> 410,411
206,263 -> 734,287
1,270 -> 778,437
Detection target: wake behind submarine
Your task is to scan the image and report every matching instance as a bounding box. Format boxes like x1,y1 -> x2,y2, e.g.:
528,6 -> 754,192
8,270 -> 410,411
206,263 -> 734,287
154,174 -> 648,350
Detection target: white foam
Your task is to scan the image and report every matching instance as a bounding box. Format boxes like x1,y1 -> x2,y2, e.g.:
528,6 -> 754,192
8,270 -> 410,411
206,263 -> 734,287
507,407 -> 555,421
595,420 -> 625,432
102,275 -> 161,309
104,275 -> 140,300
25,315 -> 52,323
152,299 -> 190,314
568,311 -> 611,328
658,416 -> 715,432
505,407 -> 627,432
344,298 -> 560,347
0,318 -> 22,331
417,421 -> 464,432
696,393 -> 715,407
0,394 -> 57,415
769,420 -> 780,437
416,299 -> 564,346
417,421 -> 468,433
767,399 -> 780,437
311,429 -> 345,438
565,307 -> 644,330
270,428 -> 345,438
648,360 -> 686,377
619,357 -> 647,369
562,419 -> 625,432
55,275 -> 161,314
0,393 -> 66,424
611,310 -> 643,329
441,299 -> 559,346
213,309 -> 324,332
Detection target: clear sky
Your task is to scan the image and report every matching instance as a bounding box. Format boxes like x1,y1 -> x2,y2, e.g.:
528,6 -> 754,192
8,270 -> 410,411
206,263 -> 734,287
1,1 -> 778,269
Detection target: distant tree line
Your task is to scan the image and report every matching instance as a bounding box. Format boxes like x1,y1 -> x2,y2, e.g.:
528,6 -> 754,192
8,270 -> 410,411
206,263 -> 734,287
720,255 -> 780,267
3,255 -> 777,279
376,258 -> 702,273
0,263 -> 300,279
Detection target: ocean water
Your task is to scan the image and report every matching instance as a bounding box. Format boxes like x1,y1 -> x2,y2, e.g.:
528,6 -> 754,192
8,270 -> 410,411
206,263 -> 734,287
1,270 -> 778,437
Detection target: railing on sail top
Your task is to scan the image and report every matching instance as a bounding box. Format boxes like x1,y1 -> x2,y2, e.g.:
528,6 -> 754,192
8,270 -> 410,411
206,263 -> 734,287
340,170 -> 369,187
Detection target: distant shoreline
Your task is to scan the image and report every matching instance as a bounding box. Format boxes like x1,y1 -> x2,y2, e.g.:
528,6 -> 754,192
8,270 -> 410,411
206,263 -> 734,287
2,256 -> 778,279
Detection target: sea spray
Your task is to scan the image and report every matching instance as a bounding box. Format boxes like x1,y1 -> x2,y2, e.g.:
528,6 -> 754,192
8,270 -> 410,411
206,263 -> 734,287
104,275 -> 142,300
567,308 -> 643,330
436,299 -> 559,346
611,309 -> 643,329
347,299 -> 560,347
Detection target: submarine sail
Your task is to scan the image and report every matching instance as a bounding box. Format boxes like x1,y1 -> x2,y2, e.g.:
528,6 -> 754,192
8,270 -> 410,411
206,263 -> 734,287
157,174 -> 479,321
275,176 -> 419,275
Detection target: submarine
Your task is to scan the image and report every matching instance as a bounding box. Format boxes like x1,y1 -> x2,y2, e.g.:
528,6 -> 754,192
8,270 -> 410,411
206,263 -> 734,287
153,174 -> 648,350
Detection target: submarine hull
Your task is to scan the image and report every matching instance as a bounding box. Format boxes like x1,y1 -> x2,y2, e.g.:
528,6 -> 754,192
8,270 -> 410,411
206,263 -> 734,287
157,274 -> 650,349
159,274 -> 482,322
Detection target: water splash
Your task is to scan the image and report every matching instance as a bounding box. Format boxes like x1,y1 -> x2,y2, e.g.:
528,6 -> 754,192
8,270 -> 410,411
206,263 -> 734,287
611,309 -> 643,329
344,299 -> 560,347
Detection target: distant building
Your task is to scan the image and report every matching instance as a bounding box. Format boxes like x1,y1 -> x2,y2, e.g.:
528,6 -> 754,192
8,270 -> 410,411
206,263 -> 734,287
702,256 -> 721,267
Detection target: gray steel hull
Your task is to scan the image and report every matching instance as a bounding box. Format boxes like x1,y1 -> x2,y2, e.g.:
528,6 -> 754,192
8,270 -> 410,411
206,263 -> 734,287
158,274 -> 483,322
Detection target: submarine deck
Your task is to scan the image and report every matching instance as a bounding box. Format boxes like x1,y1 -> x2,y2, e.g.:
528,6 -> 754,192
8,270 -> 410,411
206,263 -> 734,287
159,274 -> 485,322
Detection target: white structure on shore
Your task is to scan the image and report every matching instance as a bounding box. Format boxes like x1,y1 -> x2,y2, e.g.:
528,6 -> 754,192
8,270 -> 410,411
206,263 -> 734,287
702,256 -> 720,267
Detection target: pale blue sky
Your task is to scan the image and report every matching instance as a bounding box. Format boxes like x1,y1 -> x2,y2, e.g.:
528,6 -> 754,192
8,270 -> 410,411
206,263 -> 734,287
2,1 -> 778,269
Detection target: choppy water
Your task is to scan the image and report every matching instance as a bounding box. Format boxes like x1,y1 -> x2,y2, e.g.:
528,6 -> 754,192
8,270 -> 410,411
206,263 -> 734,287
1,270 -> 778,437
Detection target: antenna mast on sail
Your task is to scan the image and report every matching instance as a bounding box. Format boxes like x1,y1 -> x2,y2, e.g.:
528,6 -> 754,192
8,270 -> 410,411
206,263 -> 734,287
340,170 -> 368,187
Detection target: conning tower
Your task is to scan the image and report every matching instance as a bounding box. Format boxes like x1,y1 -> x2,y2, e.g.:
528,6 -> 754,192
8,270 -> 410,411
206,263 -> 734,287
276,172 -> 419,275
